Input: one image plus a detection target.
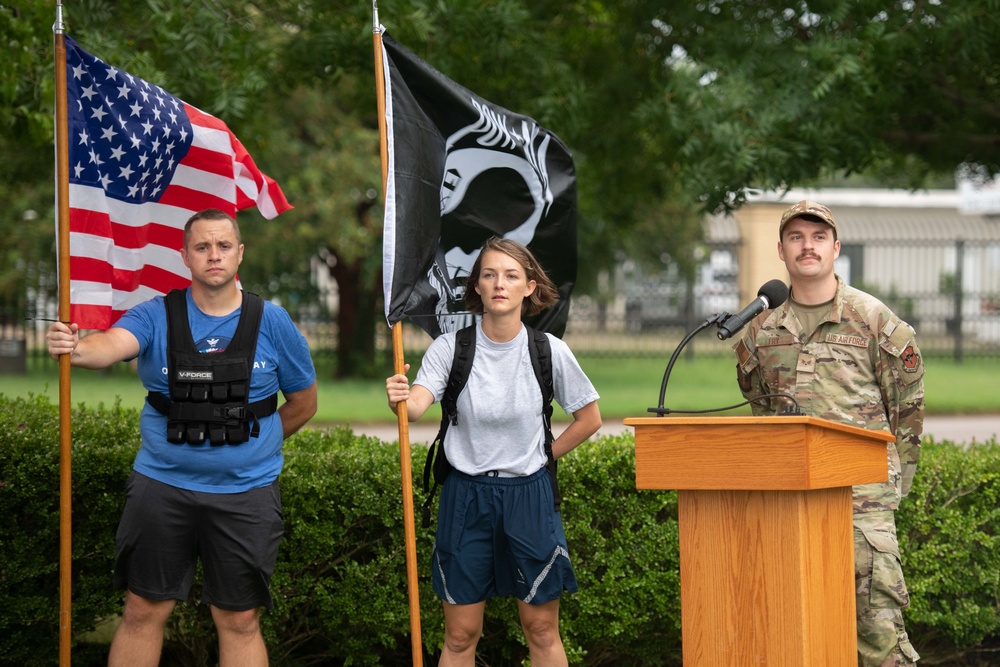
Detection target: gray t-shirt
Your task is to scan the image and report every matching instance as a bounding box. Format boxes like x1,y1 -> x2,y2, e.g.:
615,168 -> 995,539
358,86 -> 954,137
414,322 -> 600,476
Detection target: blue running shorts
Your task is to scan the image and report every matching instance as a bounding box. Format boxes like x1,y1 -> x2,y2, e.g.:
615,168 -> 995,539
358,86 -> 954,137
431,466 -> 578,605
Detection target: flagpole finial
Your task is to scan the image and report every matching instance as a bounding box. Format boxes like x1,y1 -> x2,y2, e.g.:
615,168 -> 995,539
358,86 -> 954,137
372,1 -> 380,34
53,2 -> 65,34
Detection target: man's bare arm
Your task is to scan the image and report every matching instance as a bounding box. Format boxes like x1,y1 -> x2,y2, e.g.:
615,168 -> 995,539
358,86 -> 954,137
278,381 -> 318,439
46,322 -> 140,369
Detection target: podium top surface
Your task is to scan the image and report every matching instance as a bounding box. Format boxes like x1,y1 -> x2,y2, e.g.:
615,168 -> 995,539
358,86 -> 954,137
625,415 -> 893,491
624,415 -> 894,444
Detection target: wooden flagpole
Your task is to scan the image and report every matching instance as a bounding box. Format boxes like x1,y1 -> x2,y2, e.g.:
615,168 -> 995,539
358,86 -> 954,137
53,4 -> 73,665
373,4 -> 424,665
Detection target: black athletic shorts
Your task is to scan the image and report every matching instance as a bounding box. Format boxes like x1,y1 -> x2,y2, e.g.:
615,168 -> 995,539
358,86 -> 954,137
113,471 -> 283,611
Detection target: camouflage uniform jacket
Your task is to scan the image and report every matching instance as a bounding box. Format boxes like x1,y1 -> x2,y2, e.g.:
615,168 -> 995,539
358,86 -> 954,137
733,276 -> 925,513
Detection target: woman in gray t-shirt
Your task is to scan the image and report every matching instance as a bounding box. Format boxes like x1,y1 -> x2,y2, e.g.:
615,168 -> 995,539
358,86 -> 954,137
386,237 -> 601,665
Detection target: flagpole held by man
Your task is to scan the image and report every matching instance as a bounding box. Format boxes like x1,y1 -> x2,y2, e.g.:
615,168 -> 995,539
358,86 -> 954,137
51,8 -> 73,664
52,24 -> 306,665
47,210 -> 317,666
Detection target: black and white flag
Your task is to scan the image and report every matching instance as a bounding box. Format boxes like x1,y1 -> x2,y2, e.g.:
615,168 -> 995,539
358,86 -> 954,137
379,29 -> 578,338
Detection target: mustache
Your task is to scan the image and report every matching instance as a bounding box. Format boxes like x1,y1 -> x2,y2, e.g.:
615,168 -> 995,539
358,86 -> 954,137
796,253 -> 821,261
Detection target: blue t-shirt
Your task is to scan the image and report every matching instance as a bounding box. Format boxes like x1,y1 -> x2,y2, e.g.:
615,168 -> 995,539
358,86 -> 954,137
116,289 -> 316,493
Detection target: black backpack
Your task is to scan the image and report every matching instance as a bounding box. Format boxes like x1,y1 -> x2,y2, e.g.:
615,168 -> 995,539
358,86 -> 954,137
420,324 -> 558,527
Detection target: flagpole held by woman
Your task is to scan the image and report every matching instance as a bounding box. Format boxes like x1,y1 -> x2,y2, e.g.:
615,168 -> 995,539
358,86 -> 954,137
373,4 -> 426,664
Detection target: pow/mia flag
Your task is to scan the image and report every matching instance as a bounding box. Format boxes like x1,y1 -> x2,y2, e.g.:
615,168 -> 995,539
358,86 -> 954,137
379,29 -> 577,338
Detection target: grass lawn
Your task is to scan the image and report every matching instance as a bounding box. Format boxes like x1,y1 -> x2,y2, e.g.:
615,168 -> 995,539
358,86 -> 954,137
3,354 -> 998,424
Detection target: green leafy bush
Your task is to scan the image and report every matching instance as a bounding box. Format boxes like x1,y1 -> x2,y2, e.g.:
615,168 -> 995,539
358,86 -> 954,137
897,437 -> 1000,665
1,394 -> 997,666
262,430 -> 683,666
0,394 -> 137,666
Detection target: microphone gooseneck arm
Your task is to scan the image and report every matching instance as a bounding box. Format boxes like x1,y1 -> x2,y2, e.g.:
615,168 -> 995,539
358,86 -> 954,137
650,311 -> 730,415
648,279 -> 792,417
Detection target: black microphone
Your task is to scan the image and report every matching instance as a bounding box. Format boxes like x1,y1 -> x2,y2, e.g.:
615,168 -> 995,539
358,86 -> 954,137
716,279 -> 789,340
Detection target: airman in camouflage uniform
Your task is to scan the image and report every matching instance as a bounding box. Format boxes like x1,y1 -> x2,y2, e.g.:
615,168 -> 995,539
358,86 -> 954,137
733,200 -> 924,667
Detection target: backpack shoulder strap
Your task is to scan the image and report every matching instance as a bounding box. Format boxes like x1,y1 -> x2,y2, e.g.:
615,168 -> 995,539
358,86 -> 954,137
525,325 -> 554,440
526,326 -> 562,510
421,325 -> 477,527
442,325 -> 477,427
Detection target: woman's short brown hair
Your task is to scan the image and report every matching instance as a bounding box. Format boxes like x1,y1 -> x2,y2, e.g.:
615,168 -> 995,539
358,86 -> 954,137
464,237 -> 560,317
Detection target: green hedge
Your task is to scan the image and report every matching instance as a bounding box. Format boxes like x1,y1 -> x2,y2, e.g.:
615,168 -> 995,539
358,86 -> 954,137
1,394 -> 997,666
897,437 -> 1000,665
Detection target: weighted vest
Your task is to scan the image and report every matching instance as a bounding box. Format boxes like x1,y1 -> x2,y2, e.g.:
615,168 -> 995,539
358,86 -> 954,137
146,289 -> 277,445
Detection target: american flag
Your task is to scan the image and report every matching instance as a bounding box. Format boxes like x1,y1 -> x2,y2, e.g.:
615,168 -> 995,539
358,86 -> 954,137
63,37 -> 291,329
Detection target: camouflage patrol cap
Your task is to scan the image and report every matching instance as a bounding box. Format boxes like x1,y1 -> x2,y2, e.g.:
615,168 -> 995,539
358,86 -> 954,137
778,200 -> 838,238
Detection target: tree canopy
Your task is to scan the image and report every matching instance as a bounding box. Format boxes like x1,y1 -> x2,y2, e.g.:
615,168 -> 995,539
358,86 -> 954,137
2,0 -> 998,372
644,0 -> 1000,210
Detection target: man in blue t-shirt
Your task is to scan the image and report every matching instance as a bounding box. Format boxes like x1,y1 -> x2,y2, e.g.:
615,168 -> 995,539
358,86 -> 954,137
47,208 -> 317,666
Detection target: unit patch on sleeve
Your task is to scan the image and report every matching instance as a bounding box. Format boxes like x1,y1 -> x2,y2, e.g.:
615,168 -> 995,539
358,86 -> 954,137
901,345 -> 921,372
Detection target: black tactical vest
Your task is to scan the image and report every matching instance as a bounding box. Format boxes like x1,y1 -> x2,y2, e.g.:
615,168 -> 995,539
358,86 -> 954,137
146,289 -> 277,445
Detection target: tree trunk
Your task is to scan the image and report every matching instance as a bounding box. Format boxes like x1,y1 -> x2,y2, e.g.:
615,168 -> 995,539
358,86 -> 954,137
327,200 -> 380,378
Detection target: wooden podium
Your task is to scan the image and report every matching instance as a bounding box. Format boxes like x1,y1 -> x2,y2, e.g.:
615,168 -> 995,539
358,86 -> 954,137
624,416 -> 894,666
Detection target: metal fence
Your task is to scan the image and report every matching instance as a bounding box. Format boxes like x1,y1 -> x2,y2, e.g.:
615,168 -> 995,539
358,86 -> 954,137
388,238 -> 1000,360
838,239 -> 1000,360
554,237 -> 1000,360
3,237 -> 998,375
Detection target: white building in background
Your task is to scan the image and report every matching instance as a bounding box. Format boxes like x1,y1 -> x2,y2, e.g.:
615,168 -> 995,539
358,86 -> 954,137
957,171 -> 1000,215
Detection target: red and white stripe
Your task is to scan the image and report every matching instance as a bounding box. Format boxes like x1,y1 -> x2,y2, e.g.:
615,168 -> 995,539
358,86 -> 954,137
66,104 -> 290,329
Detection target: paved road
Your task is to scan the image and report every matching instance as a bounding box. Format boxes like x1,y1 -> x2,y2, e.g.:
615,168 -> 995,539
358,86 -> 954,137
348,414 -> 1000,445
